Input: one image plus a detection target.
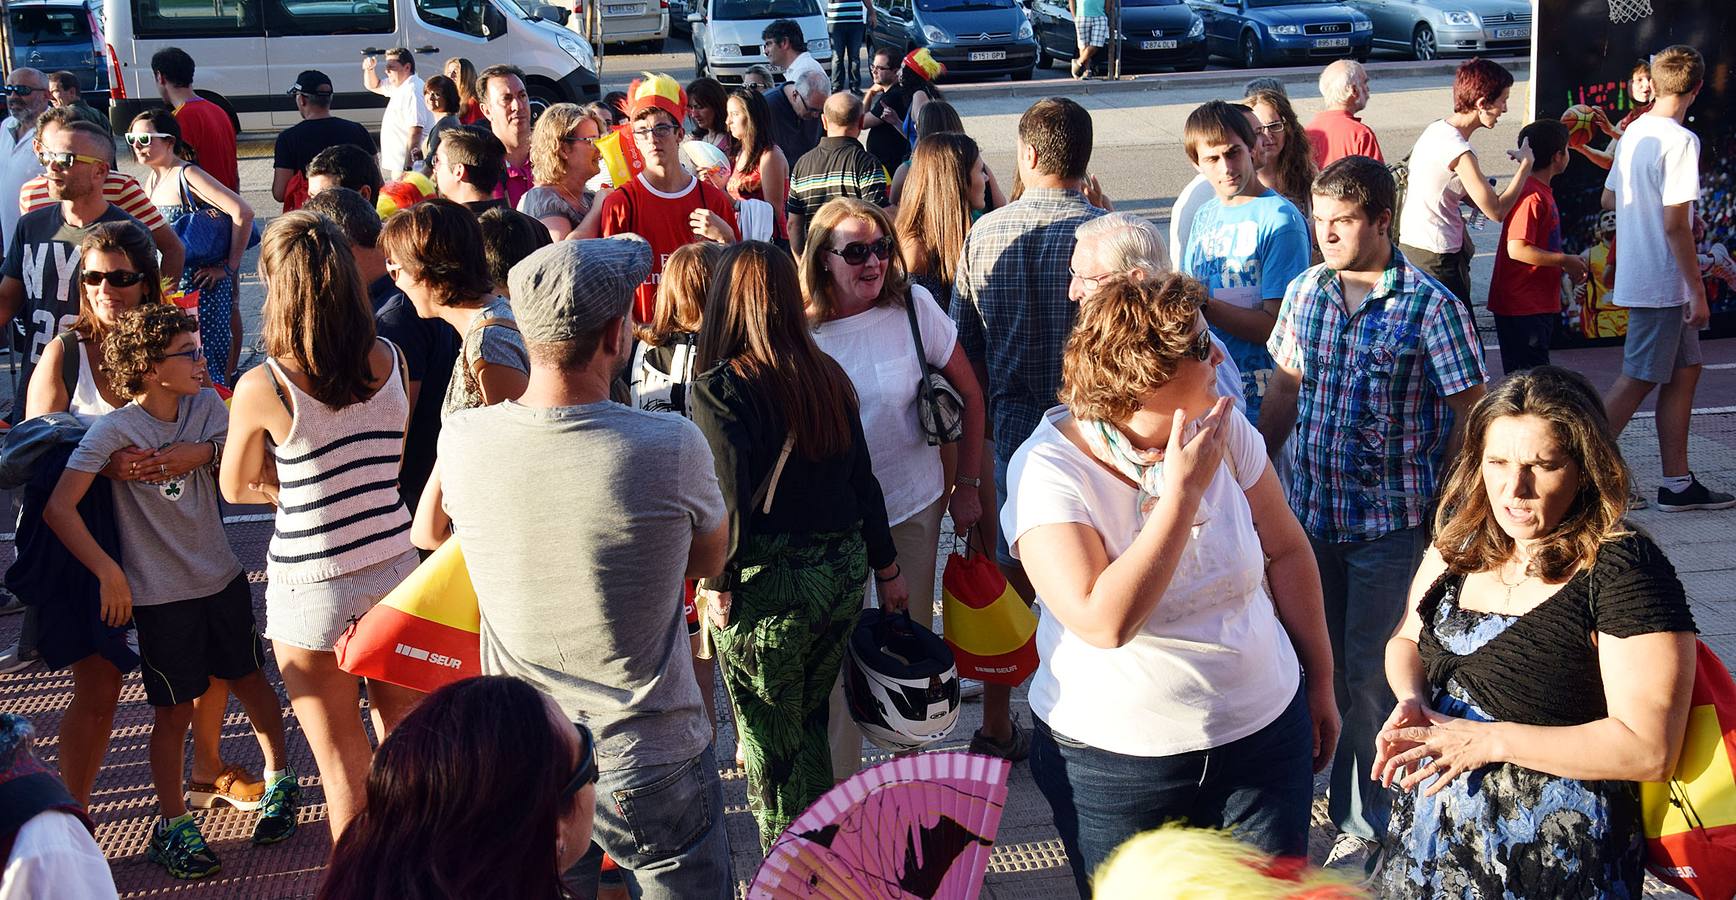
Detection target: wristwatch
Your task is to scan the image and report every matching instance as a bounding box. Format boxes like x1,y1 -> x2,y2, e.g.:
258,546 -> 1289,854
955,475 -> 982,488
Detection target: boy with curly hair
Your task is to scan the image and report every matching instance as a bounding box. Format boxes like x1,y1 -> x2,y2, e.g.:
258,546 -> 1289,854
42,304 -> 298,879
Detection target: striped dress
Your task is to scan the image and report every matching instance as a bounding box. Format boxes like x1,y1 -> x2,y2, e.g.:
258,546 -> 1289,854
265,344 -> 414,585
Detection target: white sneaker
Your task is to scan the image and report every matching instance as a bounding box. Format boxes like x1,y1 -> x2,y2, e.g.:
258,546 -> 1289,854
0,640 -> 41,675
1322,833 -> 1381,874
958,679 -> 985,701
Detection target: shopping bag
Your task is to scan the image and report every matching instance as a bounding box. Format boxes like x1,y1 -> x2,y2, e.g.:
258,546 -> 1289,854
334,538 -> 481,693
940,535 -> 1037,686
1642,640 -> 1736,898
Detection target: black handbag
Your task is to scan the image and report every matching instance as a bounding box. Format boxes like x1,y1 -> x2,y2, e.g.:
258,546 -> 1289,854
904,291 -> 963,446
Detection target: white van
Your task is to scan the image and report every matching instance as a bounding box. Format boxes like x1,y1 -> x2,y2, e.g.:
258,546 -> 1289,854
689,0 -> 830,84
101,0 -> 600,133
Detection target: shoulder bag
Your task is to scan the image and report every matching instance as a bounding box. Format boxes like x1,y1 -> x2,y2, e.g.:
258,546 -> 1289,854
903,290 -> 963,445
170,166 -> 261,268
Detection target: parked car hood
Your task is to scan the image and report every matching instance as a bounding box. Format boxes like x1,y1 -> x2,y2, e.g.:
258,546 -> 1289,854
1245,3 -> 1360,25
920,4 -> 1029,36
708,15 -> 828,48
1118,4 -> 1197,29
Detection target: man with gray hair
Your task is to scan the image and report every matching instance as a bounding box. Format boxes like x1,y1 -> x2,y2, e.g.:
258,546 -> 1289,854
438,236 -> 734,898
1069,212 -> 1245,414
767,67 -> 829,169
1306,60 -> 1382,168
0,68 -> 50,248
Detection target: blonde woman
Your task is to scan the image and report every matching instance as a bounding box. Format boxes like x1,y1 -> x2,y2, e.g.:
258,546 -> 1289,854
519,103 -> 612,240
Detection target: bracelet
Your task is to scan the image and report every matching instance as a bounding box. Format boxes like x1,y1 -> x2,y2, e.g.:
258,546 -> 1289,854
955,474 -> 981,488
874,564 -> 901,584
207,439 -> 223,470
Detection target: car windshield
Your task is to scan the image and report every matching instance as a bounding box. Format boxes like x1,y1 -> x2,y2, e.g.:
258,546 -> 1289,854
714,0 -> 820,19
9,8 -> 91,42
917,0 -> 1014,10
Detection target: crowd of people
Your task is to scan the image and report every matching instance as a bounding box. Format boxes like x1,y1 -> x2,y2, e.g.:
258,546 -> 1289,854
0,31 -> 1726,900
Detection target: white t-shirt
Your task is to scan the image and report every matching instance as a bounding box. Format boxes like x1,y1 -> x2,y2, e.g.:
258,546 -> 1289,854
0,119 -> 42,249
1005,405 -> 1300,757
782,51 -> 827,89
811,284 -> 957,525
1168,173 -> 1215,263
1398,119 -> 1475,254
1604,113 -> 1701,309
379,74 -> 433,177
0,810 -> 119,900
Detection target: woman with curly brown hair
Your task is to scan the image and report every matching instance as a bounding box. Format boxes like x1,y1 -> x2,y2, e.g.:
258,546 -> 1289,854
1006,272 -> 1336,898
1375,366 -> 1696,898
1243,88 -> 1316,218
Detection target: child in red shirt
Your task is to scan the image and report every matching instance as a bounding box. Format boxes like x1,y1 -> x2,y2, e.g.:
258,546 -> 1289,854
1488,119 -> 1588,373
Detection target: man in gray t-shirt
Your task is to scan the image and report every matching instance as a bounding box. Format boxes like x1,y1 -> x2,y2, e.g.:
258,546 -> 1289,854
438,236 -> 733,899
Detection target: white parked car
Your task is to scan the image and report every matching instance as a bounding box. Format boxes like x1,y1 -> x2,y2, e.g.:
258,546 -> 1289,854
690,0 -> 832,84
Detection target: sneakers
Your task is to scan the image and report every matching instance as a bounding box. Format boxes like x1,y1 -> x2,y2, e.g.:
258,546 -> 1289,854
0,589 -> 24,616
251,772 -> 301,845
0,641 -> 40,675
1658,476 -> 1736,512
1323,833 -> 1381,876
1627,488 -> 1649,511
147,814 -> 221,879
187,763 -> 266,811
968,716 -> 1031,762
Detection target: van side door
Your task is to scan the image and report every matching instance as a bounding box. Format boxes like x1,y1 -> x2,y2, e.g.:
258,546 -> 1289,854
113,0 -> 269,122
263,0 -> 397,127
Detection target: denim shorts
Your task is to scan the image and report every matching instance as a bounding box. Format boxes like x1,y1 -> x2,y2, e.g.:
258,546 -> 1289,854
264,548 -> 421,652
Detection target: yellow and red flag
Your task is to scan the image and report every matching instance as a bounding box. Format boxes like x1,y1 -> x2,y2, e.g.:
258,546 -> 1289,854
1643,640 -> 1736,897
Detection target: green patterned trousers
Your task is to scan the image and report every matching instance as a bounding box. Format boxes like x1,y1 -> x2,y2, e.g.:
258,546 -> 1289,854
710,528 -> 866,852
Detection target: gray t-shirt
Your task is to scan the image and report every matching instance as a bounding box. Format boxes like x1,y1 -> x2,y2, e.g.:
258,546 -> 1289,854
438,399 -> 726,769
517,184 -> 590,227
65,389 -> 241,606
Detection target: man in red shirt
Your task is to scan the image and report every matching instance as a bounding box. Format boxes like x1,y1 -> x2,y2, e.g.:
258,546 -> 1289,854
1305,60 -> 1382,169
1489,119 -> 1587,373
151,47 -> 239,192
599,73 -> 737,323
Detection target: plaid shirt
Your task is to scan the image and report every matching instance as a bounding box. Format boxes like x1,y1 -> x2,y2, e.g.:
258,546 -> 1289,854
951,188 -> 1105,461
1267,248 -> 1486,543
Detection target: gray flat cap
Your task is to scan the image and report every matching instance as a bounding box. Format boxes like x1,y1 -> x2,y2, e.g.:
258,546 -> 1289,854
507,235 -> 653,343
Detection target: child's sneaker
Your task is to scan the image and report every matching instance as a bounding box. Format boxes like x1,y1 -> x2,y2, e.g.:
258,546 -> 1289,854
251,771 -> 302,845
147,814 -> 220,879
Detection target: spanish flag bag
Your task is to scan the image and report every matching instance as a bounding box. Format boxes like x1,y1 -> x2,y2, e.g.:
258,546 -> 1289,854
1642,640 -> 1736,897
940,532 -> 1038,686
334,538 -> 481,694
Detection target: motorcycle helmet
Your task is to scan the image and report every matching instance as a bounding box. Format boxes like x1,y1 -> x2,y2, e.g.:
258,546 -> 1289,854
844,608 -> 961,753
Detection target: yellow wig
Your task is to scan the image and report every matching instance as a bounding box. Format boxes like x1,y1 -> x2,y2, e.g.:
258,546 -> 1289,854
1093,826 -> 1366,900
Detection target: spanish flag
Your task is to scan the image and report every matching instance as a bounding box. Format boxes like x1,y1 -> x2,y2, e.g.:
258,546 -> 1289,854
1643,640 -> 1736,898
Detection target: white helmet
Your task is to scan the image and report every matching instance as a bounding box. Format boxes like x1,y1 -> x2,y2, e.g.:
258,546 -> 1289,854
844,609 -> 961,753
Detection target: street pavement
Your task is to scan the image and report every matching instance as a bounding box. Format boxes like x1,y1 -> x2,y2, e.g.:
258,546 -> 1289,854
2,67 -> 1731,898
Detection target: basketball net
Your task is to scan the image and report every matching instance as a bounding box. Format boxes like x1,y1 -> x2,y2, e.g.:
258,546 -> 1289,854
1608,0 -> 1652,23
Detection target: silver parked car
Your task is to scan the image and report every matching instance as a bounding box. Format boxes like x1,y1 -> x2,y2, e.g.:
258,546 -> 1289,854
1345,0 -> 1527,60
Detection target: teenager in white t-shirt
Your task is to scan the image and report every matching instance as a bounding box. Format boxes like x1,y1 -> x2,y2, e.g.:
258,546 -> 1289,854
1599,44 -> 1734,512
1005,273 -> 1336,899
1396,58 -> 1535,308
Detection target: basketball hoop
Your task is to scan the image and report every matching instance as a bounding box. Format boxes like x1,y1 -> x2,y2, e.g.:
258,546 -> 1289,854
1608,0 -> 1652,23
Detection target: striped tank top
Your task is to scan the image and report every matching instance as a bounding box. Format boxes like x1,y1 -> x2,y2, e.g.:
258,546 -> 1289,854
265,342 -> 414,584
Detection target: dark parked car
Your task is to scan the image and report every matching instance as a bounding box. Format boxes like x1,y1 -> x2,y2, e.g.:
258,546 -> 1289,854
1029,0 -> 1207,73
8,0 -> 108,106
870,0 -> 1039,81
1188,0 -> 1371,68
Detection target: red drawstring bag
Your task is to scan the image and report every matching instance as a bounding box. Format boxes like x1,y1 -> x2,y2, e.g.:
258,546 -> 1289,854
1642,640 -> 1736,897
940,535 -> 1037,686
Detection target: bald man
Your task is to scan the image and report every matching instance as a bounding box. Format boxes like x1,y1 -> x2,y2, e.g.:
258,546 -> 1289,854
786,91 -> 890,253
0,68 -> 51,247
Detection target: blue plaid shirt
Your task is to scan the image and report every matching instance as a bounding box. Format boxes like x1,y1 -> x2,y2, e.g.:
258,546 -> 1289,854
951,188 -> 1106,462
1267,248 -> 1486,543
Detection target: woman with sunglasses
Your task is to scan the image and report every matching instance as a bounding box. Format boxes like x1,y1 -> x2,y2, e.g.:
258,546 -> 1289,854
316,675 -> 598,899
519,103 -> 611,241
799,198 -> 985,778
723,88 -> 789,248
1007,273 -> 1337,897
691,242 -> 901,851
128,109 -> 254,389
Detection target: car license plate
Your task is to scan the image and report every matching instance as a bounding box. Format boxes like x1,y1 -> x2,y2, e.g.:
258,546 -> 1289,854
1493,26 -> 1527,38
606,3 -> 644,14
1313,37 -> 1349,48
1140,39 -> 1178,49
968,50 -> 1007,61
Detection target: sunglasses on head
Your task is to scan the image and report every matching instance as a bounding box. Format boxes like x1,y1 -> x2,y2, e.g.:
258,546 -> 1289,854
123,132 -> 171,148
826,236 -> 893,266
561,721 -> 598,799
37,150 -> 105,169
80,269 -> 145,287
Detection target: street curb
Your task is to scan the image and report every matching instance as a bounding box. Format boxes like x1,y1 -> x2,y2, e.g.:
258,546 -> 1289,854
940,55 -> 1529,104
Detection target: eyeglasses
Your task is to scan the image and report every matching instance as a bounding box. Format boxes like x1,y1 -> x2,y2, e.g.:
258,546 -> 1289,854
123,132 -> 171,148
561,134 -> 600,146
1069,267 -> 1117,292
631,123 -> 681,140
80,269 -> 145,287
561,721 -> 598,800
1,84 -> 39,97
385,260 -> 404,280
743,80 -> 771,90
163,345 -> 207,363
1255,120 -> 1285,135
870,63 -> 895,72
37,150 -> 105,169
826,236 -> 893,266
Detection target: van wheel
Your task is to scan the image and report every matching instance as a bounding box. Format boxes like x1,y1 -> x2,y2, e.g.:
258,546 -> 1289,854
527,83 -> 562,121
194,90 -> 241,134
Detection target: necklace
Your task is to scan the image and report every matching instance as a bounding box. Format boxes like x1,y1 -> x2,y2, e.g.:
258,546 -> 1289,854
1496,559 -> 1533,610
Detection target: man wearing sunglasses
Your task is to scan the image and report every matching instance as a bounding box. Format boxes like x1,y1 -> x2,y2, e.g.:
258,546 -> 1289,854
272,70 -> 374,213
0,68 -> 51,250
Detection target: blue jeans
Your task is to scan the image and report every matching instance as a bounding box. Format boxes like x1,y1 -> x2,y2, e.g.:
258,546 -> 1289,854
829,21 -> 866,90
565,744 -> 734,900
1311,526 -> 1428,848
1030,685 -> 1313,898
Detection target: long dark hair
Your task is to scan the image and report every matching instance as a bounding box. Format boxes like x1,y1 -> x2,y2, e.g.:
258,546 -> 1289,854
258,211 -> 379,408
687,76 -> 730,140
317,676 -> 581,900
128,108 -> 196,163
727,87 -> 774,178
697,242 -> 857,461
896,132 -> 977,287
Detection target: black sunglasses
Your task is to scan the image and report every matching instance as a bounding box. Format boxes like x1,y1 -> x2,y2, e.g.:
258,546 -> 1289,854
2,84 -> 39,97
80,269 -> 145,287
826,236 -> 893,266
1185,329 -> 1212,362
561,721 -> 597,799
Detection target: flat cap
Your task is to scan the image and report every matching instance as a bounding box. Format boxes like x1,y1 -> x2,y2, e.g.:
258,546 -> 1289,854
507,236 -> 653,343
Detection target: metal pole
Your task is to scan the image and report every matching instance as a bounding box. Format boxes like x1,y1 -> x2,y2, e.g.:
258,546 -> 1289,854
1,0 -> 13,80
1107,0 -> 1120,80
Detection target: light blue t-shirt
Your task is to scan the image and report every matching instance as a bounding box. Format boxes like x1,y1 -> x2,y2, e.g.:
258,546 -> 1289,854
1181,190 -> 1310,422
1078,0 -> 1106,18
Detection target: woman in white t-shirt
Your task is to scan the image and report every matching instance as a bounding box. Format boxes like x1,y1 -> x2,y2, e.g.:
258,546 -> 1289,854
800,197 -> 986,776
1006,273 -> 1336,898
1397,57 -> 1535,309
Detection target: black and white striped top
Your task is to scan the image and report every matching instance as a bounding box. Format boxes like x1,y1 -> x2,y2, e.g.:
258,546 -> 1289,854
265,343 -> 414,584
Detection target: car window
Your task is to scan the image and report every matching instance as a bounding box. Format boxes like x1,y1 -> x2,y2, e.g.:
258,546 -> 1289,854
916,0 -> 1013,10
714,0 -> 818,21
269,0 -> 392,34
9,7 -> 92,42
417,0 -> 490,34
130,0 -> 263,36
1247,0 -> 1336,6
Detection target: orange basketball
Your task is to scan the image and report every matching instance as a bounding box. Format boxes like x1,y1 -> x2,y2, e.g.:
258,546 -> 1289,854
1560,104 -> 1598,147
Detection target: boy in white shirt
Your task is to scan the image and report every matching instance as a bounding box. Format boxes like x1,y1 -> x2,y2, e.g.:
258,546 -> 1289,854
1601,44 -> 1734,512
